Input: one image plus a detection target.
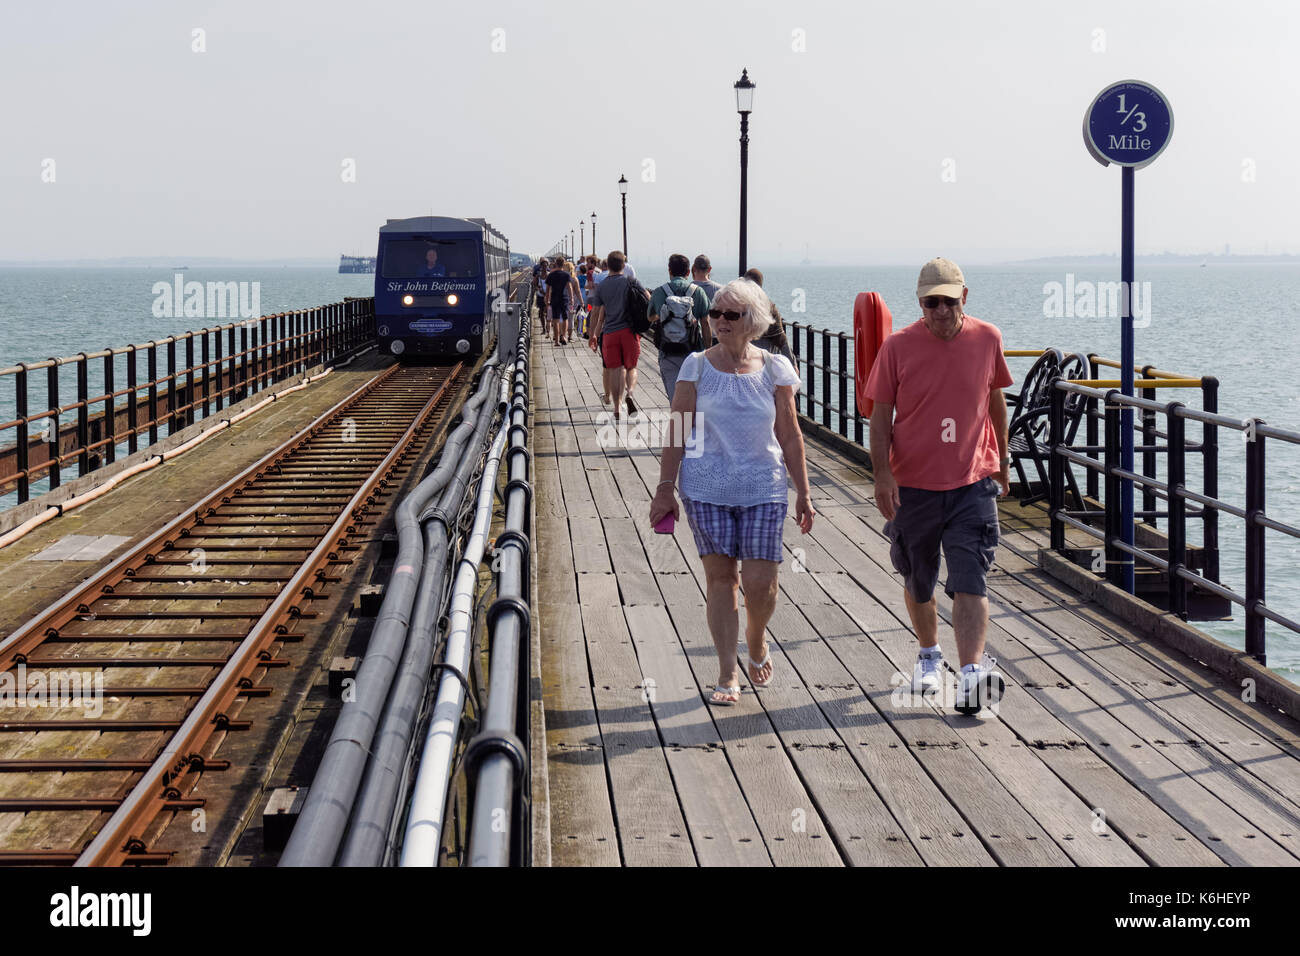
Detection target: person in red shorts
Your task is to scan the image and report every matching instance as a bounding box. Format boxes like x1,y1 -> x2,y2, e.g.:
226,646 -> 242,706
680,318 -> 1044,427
587,250 -> 648,419
865,257 -> 1014,714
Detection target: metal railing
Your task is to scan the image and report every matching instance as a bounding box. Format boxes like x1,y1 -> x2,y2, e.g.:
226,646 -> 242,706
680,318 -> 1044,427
788,321 -> 865,444
1049,381 -> 1300,664
0,299 -> 376,506
787,330 -> 1220,551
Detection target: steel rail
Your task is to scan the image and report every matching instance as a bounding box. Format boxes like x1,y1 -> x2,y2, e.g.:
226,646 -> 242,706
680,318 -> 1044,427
0,364 -> 403,667
74,365 -> 462,866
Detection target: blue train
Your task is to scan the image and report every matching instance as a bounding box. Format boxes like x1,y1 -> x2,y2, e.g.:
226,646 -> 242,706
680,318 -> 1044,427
374,216 -> 510,360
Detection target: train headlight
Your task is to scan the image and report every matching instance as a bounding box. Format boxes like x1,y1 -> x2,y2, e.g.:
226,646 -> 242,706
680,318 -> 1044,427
391,340 -> 405,355
456,339 -> 470,353
402,294 -> 414,306
447,294 -> 458,306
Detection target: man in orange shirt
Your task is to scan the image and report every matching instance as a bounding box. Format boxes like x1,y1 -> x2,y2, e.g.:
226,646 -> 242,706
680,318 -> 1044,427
865,258 -> 1013,714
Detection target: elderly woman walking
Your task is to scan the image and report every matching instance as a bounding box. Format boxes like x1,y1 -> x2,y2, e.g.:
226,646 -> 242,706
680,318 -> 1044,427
649,279 -> 815,705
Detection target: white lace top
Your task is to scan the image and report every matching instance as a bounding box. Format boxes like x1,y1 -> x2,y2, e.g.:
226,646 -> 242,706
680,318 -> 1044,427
677,348 -> 801,507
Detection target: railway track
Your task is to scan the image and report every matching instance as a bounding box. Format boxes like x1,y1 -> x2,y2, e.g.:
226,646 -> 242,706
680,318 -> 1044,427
0,362 -> 465,865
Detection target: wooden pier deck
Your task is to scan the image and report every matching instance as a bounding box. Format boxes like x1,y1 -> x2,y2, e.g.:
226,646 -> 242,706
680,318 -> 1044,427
531,332 -> 1300,868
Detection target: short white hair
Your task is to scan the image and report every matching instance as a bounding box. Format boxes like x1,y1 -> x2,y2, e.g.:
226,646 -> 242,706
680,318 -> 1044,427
712,279 -> 773,341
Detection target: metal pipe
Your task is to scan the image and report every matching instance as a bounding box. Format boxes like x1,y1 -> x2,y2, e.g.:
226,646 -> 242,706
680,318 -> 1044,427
279,360 -> 501,867
1245,424 -> 1266,663
467,361 -> 532,866
335,361 -> 507,866
401,425 -> 509,866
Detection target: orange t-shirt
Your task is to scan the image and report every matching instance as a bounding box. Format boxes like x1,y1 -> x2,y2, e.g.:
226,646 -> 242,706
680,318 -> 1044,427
864,315 -> 1014,491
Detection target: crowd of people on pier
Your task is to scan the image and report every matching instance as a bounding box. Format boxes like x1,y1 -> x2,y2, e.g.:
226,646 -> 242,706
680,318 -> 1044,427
530,253 -> 1010,716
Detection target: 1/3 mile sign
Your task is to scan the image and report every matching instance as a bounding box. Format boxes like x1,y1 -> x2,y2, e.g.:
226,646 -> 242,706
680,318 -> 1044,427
1084,80 -> 1174,168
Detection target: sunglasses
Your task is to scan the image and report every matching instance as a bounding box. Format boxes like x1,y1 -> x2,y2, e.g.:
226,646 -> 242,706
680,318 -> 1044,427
921,295 -> 960,309
708,309 -> 744,321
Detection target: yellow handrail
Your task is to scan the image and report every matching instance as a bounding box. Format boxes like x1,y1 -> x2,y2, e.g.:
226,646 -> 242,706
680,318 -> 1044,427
1004,348 -> 1204,385
1072,378 -> 1204,389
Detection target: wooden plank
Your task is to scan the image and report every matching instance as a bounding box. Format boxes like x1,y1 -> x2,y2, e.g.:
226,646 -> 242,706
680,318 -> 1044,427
578,597 -> 694,865
1036,744 -> 1225,867
977,580 -> 1300,857
1034,684 -> 1297,865
1007,568 -> 1300,753
602,518 -> 661,607
538,600 -> 620,866
626,604 -> 770,866
568,517 -> 612,574
664,592 -> 889,865
765,600 -> 997,866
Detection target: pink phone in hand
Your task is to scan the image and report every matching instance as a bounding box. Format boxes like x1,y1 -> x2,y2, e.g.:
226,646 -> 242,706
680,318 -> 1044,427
653,513 -> 676,534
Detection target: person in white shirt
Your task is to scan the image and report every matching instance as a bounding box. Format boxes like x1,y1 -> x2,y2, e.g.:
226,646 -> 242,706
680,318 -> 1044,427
650,279 -> 815,706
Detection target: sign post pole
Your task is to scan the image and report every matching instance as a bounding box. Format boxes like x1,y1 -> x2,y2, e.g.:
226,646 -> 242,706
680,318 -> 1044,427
1083,79 -> 1174,595
1121,165 -> 1135,594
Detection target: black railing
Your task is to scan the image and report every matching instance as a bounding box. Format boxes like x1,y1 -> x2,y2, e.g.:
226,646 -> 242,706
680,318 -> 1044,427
788,321 -> 864,445
1050,380 -> 1300,664
0,298 -> 376,508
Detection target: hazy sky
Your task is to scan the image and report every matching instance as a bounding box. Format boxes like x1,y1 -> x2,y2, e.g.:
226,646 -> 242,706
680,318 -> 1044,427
2,0 -> 1296,264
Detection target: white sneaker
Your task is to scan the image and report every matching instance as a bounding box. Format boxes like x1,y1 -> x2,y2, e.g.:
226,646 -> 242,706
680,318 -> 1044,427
912,651 -> 943,694
955,654 -> 1004,715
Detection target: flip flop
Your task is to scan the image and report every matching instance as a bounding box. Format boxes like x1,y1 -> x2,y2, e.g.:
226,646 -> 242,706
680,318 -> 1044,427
748,649 -> 773,688
710,684 -> 741,706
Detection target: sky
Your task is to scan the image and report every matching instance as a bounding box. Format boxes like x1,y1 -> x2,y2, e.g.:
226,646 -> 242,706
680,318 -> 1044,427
1,0 -> 1297,265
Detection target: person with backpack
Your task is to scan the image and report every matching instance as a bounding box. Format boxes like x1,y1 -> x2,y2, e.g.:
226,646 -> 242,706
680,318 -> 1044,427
648,253 -> 712,401
587,250 -> 649,418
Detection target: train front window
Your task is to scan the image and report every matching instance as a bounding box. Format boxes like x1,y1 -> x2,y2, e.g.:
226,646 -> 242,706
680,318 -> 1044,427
382,240 -> 480,278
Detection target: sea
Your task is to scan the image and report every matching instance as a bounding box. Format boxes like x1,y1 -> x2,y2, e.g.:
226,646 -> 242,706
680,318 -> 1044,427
1,262 -> 1297,678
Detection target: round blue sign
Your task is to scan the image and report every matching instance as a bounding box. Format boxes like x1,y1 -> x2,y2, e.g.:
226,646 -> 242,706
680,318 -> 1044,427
1084,79 -> 1174,169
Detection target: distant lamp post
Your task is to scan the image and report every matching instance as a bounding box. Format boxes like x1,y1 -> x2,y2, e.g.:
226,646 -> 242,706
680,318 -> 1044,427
618,174 -> 629,259
734,68 -> 755,276
590,211 -> 597,256
580,220 -> 584,259
570,229 -> 575,259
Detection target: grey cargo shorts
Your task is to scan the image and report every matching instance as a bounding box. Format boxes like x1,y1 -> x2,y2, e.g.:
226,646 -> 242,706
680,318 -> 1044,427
883,476 -> 1000,602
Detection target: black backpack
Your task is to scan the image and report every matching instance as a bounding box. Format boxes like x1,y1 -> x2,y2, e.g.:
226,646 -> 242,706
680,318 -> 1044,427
623,276 -> 651,335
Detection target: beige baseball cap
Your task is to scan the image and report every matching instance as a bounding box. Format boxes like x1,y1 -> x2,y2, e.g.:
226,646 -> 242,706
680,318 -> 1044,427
917,257 -> 965,298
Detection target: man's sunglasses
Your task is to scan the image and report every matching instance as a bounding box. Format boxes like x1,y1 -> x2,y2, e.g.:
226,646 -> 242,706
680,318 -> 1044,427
708,309 -> 744,321
921,295 -> 960,309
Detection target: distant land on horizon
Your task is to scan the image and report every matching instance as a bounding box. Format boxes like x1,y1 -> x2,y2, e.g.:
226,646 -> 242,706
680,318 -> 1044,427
0,257 -> 342,269
2,252 -> 1298,269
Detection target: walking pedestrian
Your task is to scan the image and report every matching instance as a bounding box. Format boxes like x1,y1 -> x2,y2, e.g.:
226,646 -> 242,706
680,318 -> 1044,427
647,253 -> 711,402
577,262 -> 590,338
743,268 -> 795,366
533,257 -> 549,337
649,278 -> 815,705
864,257 -> 1013,714
563,259 -> 581,344
544,256 -> 577,345
587,250 -> 647,418
691,254 -> 722,304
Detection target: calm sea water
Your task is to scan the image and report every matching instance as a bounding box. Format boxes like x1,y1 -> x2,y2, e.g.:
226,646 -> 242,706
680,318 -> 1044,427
1,263 -> 1298,676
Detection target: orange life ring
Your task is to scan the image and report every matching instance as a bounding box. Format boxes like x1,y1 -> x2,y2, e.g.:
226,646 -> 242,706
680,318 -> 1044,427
853,292 -> 892,417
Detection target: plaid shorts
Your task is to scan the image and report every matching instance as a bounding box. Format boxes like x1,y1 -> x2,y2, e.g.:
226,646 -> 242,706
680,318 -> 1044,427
681,499 -> 787,563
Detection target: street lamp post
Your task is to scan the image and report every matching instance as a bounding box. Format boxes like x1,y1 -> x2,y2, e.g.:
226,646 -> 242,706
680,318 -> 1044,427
580,220 -> 584,259
618,174 -> 628,258
590,211 -> 597,256
734,68 -> 755,276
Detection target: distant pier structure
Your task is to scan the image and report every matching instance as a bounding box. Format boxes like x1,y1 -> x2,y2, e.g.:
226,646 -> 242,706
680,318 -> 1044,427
338,254 -> 376,274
